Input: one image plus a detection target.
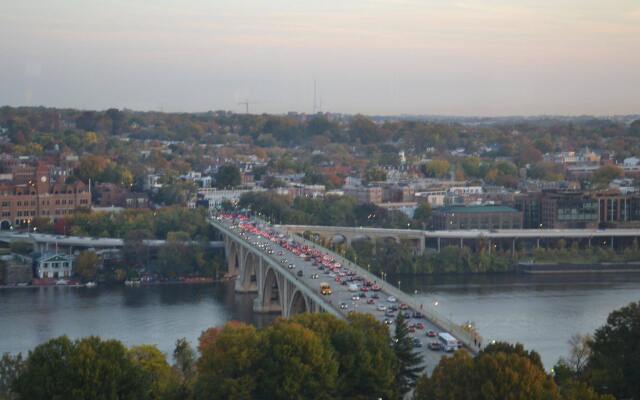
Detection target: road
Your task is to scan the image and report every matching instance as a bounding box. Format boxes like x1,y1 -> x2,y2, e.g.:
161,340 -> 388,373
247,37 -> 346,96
220,215 -> 463,373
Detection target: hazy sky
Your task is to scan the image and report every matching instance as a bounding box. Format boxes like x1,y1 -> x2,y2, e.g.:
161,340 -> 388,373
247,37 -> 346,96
1,0 -> 639,116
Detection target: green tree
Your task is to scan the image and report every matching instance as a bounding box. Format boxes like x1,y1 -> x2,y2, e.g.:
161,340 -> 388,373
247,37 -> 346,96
393,313 -> 424,397
292,313 -> 398,400
194,322 -> 261,400
364,167 -> 387,183
129,345 -> 179,400
214,164 -> 241,188
0,352 -> 24,400
421,159 -> 450,178
173,338 -> 196,382
413,202 -> 432,229
13,336 -> 149,400
74,251 -> 99,282
587,301 -> 640,399
255,320 -> 338,400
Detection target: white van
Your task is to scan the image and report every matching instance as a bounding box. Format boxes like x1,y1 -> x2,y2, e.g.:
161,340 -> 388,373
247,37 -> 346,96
348,283 -> 359,292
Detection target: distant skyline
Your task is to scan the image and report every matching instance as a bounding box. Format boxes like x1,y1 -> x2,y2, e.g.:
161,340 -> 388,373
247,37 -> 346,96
1,0 -> 639,116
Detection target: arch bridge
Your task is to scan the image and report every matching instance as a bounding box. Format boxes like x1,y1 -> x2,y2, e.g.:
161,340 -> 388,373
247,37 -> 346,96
217,221 -> 343,319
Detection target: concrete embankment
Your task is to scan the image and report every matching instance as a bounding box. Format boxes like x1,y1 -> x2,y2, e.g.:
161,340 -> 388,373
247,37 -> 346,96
518,261 -> 640,274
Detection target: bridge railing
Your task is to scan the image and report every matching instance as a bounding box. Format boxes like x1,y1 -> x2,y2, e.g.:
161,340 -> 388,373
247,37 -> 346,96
289,231 -> 484,353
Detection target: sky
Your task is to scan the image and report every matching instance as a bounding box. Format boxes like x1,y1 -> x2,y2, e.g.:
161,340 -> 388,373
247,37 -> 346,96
1,0 -> 639,116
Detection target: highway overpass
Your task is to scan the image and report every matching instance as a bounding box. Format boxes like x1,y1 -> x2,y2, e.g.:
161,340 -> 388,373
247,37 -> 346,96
281,225 -> 640,254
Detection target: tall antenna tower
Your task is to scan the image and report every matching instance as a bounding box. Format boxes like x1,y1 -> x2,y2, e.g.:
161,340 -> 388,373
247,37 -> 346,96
313,79 -> 317,114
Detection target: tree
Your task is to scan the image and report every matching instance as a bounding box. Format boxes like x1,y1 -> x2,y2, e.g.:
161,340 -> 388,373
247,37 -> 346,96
129,345 -> 179,400
480,341 -> 544,371
0,352 -> 24,400
587,301 -> 640,399
74,251 -> 99,282
364,167 -> 387,183
9,241 -> 33,255
194,322 -> 261,400
413,202 -> 432,228
415,349 -> 561,400
393,313 -> 424,396
629,119 -> 640,137
255,320 -> 338,400
76,155 -> 110,182
291,313 -> 398,400
13,336 -> 149,400
566,333 -> 592,377
173,338 -> 196,382
592,165 -> 624,187
214,164 -> 241,188
421,159 -> 450,178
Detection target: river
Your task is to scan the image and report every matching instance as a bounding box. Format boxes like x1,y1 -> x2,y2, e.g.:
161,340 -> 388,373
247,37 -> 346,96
1,274 -> 639,368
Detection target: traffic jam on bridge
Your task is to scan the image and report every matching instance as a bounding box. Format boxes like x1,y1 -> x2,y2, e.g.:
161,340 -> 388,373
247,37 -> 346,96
217,213 -> 465,357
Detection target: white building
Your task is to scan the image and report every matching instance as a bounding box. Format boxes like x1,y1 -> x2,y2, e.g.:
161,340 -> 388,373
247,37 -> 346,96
37,253 -> 74,279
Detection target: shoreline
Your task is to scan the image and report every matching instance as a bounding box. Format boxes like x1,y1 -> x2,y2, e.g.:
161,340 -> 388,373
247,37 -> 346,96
0,277 -> 229,290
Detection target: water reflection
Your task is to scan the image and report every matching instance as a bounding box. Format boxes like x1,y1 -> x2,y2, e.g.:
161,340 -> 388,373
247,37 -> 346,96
2,274 -> 639,368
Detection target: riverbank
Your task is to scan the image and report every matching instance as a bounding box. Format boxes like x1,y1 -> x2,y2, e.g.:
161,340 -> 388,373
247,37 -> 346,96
518,261 -> 640,274
0,276 -> 223,290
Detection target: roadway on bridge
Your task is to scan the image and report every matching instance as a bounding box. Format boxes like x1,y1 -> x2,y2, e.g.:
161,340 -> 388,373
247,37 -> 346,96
218,215 -> 464,373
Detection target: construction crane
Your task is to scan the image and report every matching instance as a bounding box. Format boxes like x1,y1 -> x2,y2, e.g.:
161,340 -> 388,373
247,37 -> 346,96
238,99 -> 258,114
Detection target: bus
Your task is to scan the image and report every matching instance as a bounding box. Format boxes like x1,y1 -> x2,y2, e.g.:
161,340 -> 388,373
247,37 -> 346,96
320,282 -> 332,295
438,332 -> 459,352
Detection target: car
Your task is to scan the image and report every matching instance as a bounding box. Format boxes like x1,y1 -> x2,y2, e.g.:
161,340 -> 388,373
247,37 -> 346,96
359,292 -> 367,298
383,319 -> 393,325
385,309 -> 395,317
427,330 -> 437,337
339,302 -> 348,310
408,326 -> 416,333
366,298 -> 375,305
403,311 -> 412,318
296,270 -> 303,277
377,304 -> 387,311
288,263 -> 296,269
387,296 -> 397,303
311,273 -> 319,279
415,322 -> 425,330
412,338 -> 422,348
413,311 -> 424,319
371,293 -> 380,299
351,295 -> 360,301
428,341 -> 442,351
399,303 -> 408,310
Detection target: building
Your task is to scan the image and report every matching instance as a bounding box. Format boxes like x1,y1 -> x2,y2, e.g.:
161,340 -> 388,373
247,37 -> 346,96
382,184 -> 414,203
432,205 -> 523,230
36,252 -> 74,279
0,164 -> 91,229
514,193 -> 543,229
593,190 -> 640,227
343,186 -> 383,204
516,191 -> 600,229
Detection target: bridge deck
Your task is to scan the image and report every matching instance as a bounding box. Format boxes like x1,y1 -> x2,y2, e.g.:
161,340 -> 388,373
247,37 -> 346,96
212,216 -> 482,374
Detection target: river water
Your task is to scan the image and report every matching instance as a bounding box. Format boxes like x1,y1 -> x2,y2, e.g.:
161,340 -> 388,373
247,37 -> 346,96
1,274 -> 639,368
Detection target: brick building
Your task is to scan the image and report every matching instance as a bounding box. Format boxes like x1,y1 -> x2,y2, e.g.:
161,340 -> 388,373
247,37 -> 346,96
0,164 -> 91,229
343,186 -> 383,204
